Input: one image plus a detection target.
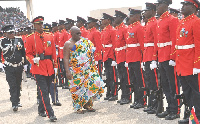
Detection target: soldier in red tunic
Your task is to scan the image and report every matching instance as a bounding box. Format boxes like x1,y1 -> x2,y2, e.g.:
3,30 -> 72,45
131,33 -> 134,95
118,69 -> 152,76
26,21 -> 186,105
153,0 -> 179,120
113,10 -> 130,105
176,0 -> 200,123
126,9 -> 145,109
76,16 -> 89,38
87,17 -> 102,77
26,16 -> 57,122
142,2 -> 158,114
101,13 -> 117,101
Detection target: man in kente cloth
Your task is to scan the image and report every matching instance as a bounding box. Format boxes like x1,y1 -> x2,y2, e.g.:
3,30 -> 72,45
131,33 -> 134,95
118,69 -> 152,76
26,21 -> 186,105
63,26 -> 104,114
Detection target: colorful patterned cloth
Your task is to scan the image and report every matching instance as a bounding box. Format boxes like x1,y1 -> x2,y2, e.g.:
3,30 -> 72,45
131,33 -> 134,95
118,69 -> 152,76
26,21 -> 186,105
68,37 -> 104,111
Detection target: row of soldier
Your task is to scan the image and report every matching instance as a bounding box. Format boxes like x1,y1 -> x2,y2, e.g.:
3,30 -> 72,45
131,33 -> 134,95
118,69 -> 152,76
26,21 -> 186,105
0,0 -> 200,123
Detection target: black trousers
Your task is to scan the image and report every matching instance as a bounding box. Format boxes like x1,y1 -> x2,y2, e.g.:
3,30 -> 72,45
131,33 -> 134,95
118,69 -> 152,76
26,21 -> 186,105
118,62 -> 129,99
179,74 -> 200,119
159,61 -> 178,113
128,61 -> 144,104
50,79 -> 59,103
5,66 -> 23,106
35,75 -> 54,117
58,60 -> 68,86
104,58 -> 115,97
144,61 -> 158,108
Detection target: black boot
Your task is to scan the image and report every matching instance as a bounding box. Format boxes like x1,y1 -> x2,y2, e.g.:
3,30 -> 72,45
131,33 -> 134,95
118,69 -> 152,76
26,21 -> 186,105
157,111 -> 169,118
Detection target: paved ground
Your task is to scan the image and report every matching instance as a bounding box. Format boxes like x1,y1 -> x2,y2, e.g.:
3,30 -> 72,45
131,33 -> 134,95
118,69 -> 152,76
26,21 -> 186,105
0,72 -> 184,124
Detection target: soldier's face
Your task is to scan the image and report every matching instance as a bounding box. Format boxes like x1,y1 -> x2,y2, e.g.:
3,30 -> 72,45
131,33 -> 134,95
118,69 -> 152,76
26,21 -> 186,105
181,3 -> 195,16
156,3 -> 165,16
76,21 -> 83,28
6,31 -> 15,39
144,10 -> 153,19
34,23 -> 43,33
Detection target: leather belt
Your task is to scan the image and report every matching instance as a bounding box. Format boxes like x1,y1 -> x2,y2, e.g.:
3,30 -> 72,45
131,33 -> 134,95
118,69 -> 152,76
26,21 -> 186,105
34,54 -> 52,60
176,44 -> 195,50
102,44 -> 112,48
157,41 -> 172,48
115,46 -> 126,51
127,43 -> 140,47
4,61 -> 23,67
144,43 -> 154,47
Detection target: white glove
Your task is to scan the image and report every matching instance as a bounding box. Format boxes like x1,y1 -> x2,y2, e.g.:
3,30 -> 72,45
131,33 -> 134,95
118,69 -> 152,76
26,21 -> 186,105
95,61 -> 98,65
23,64 -> 28,71
141,62 -> 145,71
193,68 -> 200,75
54,68 -> 58,76
0,63 -> 5,69
60,59 -> 63,61
150,61 -> 157,70
111,61 -> 117,66
33,57 -> 40,64
169,60 -> 176,66
124,62 -> 128,67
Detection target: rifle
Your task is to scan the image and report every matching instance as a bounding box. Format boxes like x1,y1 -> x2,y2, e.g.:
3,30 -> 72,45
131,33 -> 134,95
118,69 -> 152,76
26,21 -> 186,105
175,93 -> 190,119
152,86 -> 164,116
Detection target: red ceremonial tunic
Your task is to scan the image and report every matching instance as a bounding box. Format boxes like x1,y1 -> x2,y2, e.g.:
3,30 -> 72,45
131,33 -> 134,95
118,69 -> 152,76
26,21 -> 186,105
101,24 -> 116,62
80,26 -> 89,38
153,11 -> 179,62
176,14 -> 200,76
126,21 -> 144,63
26,32 -> 57,76
59,29 -> 69,59
115,22 -> 127,64
87,27 -> 102,61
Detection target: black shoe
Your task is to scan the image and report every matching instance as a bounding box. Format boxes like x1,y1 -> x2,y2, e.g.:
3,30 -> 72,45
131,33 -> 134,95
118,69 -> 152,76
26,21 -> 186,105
27,73 -> 32,78
12,106 -> 18,111
165,113 -> 178,120
157,111 -> 169,118
53,101 -> 62,106
104,96 -> 110,100
178,118 -> 189,124
133,103 -> 144,109
143,107 -> 152,112
49,116 -> 57,122
120,98 -> 130,105
108,96 -> 116,101
38,112 -> 47,117
130,102 -> 138,108
147,108 -> 156,114
18,103 -> 22,107
117,99 -> 121,103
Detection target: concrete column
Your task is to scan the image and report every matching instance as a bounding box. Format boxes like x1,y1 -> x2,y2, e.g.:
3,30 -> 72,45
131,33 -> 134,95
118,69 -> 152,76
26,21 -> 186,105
25,0 -> 34,21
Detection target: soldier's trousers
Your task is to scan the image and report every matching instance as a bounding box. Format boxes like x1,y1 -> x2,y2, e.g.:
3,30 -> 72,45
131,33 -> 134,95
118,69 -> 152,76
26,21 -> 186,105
118,62 -> 129,99
5,66 -> 23,106
159,61 -> 178,113
144,61 -> 158,108
50,81 -> 59,103
35,75 -> 54,118
104,58 -> 115,97
59,60 -> 68,87
128,61 -> 144,104
179,74 -> 200,120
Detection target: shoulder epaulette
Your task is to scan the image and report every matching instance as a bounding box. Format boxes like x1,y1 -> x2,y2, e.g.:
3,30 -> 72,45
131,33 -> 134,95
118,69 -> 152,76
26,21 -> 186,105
27,33 -> 34,37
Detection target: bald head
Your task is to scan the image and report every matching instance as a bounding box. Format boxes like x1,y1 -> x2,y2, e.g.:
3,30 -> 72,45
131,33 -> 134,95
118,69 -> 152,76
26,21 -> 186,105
70,26 -> 81,42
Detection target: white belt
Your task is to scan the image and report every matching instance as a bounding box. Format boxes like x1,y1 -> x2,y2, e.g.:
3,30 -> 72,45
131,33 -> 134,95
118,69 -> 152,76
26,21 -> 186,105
144,43 -> 154,47
56,45 -> 59,48
176,44 -> 195,50
4,61 -> 23,67
59,47 -> 63,49
115,46 -> 126,51
157,41 -> 172,48
102,44 -> 112,48
127,43 -> 140,47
